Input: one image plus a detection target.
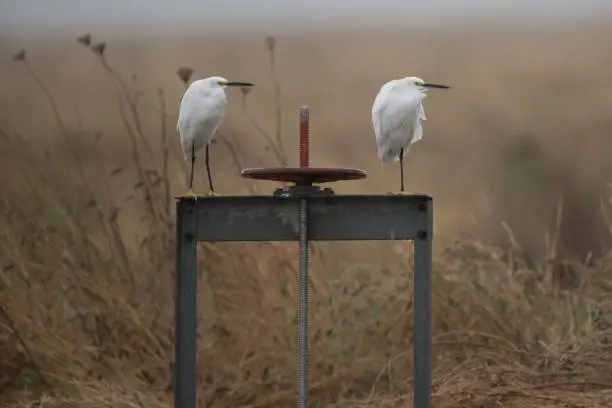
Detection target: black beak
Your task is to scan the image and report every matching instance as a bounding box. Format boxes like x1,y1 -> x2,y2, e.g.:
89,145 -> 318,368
423,83 -> 450,89
226,81 -> 254,87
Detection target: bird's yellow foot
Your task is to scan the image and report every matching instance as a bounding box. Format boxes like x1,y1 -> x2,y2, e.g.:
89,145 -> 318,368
182,189 -> 198,200
206,190 -> 222,197
386,191 -> 412,195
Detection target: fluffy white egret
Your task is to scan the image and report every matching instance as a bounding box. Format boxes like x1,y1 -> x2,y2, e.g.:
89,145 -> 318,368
371,76 -> 449,193
177,76 -> 253,197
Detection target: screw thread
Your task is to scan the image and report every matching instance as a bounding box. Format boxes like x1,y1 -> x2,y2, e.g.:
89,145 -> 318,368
299,106 -> 310,168
297,198 -> 309,408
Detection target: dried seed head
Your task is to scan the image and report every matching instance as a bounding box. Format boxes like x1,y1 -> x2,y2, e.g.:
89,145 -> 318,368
240,86 -> 251,97
265,36 -> 276,51
12,49 -> 26,62
90,42 -> 106,56
77,34 -> 92,46
177,66 -> 194,85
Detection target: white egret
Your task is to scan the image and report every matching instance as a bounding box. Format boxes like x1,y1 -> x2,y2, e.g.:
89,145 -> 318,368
177,76 -> 254,197
371,76 -> 449,193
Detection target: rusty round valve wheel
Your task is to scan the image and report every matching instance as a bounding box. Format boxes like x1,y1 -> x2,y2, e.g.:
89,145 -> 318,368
241,167 -> 367,184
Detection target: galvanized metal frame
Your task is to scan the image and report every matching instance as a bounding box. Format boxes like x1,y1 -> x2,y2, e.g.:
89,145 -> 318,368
174,193 -> 433,408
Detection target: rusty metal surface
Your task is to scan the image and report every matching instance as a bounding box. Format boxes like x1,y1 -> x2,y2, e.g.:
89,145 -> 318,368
241,167 -> 367,184
299,106 -> 310,168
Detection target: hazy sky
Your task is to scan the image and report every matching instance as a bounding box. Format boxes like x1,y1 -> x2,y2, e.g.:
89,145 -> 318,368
1,0 -> 611,36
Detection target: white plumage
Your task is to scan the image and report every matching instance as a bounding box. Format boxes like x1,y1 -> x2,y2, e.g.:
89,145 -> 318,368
176,76 -> 253,196
371,76 -> 449,191
177,76 -> 228,160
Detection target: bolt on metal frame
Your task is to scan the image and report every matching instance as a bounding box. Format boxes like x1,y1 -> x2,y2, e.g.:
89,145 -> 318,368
173,106 -> 434,408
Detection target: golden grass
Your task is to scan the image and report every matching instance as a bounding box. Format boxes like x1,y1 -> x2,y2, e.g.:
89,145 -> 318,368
1,24 -> 612,407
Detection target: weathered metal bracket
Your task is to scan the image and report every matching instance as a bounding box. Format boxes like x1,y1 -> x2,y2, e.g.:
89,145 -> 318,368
174,193 -> 433,408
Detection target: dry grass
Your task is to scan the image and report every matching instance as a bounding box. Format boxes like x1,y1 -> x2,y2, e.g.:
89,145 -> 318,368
2,23 -> 612,407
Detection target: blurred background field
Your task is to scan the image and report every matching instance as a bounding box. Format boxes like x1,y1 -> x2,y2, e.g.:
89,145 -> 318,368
2,2 -> 612,407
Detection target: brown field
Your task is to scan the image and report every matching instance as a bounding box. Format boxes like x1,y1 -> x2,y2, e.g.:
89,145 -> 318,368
1,23 -> 612,407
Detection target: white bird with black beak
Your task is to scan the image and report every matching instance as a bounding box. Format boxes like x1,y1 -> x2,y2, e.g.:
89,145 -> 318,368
371,76 -> 450,193
177,76 -> 253,197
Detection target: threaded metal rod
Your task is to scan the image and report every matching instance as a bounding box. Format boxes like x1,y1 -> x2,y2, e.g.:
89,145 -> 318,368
297,105 -> 310,408
297,198 -> 309,408
299,106 -> 310,168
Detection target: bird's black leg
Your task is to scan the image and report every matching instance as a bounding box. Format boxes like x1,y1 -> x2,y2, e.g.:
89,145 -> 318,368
189,143 -> 196,190
386,148 -> 408,196
399,148 -> 405,192
183,144 -> 197,199
205,143 -> 215,194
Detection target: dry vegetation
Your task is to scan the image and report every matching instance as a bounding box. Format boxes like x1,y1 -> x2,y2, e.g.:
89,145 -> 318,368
2,23 -> 612,407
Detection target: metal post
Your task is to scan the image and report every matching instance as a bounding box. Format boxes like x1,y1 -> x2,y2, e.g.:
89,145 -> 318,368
174,198 -> 198,408
413,201 -> 433,408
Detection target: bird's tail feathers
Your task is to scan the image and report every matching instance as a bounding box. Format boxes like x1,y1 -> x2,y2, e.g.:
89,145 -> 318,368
181,142 -> 191,161
378,145 -> 405,164
412,123 -> 424,144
